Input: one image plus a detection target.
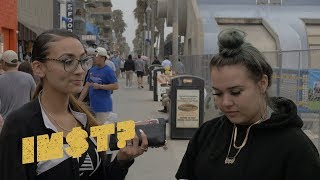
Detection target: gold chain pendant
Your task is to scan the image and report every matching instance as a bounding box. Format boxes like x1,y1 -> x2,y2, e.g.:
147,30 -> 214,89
225,157 -> 235,164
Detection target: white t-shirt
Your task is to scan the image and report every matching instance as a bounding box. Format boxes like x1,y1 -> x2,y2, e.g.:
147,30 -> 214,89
105,60 -> 116,72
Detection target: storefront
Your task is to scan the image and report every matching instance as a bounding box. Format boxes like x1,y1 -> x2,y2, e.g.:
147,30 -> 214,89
18,22 -> 37,60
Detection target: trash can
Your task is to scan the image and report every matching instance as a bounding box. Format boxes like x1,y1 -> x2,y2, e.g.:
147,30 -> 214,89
170,75 -> 205,139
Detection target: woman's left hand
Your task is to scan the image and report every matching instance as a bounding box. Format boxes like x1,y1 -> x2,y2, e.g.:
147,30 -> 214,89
116,129 -> 148,161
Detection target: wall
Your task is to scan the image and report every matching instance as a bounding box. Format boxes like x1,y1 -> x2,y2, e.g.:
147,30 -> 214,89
0,0 -> 18,52
18,0 -> 54,35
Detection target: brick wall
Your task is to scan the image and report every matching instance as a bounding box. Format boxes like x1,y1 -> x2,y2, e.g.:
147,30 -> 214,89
0,0 -> 17,51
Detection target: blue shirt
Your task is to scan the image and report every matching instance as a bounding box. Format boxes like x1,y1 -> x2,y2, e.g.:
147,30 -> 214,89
86,65 -> 117,112
111,56 -> 120,69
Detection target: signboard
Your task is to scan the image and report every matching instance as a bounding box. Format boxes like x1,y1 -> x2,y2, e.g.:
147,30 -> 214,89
157,73 -> 173,101
153,68 -> 165,101
66,2 -> 74,32
308,69 -> 320,111
82,35 -> 97,41
170,75 -> 205,139
176,89 -> 200,128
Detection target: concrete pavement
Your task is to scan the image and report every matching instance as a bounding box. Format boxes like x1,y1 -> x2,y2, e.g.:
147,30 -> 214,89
112,77 -> 189,180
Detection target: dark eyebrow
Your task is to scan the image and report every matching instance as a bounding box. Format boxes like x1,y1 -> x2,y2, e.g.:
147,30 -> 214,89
212,86 -> 244,91
58,52 -> 86,58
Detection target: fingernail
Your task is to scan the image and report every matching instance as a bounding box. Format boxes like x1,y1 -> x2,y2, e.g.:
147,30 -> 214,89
139,129 -> 144,134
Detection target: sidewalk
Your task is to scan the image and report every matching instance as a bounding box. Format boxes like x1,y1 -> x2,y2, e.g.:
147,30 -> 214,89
112,77 -> 189,180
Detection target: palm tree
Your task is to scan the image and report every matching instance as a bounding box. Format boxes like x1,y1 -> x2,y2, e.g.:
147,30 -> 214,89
111,9 -> 128,52
112,9 -> 127,44
133,0 -> 147,55
155,18 -> 165,60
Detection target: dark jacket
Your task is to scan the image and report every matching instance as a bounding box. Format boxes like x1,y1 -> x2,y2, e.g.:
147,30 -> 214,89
152,60 -> 161,65
124,59 -> 135,71
176,97 -> 320,180
0,97 -> 133,180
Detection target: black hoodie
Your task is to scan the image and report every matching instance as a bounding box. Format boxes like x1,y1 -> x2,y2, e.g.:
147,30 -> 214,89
176,97 -> 320,180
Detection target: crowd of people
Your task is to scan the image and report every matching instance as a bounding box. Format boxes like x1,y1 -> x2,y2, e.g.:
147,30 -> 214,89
0,28 -> 319,180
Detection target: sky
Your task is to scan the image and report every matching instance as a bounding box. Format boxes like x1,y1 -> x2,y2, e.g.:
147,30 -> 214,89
112,0 -> 171,52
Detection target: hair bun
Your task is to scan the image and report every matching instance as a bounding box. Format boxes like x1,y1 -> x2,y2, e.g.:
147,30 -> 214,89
218,28 -> 246,57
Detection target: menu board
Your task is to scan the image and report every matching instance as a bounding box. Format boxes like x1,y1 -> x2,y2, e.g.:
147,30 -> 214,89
176,89 -> 200,128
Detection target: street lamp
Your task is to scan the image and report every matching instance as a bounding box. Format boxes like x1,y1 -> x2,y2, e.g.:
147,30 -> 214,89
146,3 -> 152,58
154,26 -> 159,57
143,15 -> 147,56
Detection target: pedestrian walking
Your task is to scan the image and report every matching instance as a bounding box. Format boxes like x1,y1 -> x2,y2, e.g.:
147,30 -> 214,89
176,59 -> 185,75
120,57 -> 125,78
79,47 -> 118,125
135,55 -> 145,88
124,54 -> 135,88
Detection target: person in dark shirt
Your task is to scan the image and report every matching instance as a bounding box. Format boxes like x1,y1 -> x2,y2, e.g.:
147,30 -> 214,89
176,28 -> 320,180
0,29 -> 148,180
124,54 -> 135,88
152,56 -> 161,65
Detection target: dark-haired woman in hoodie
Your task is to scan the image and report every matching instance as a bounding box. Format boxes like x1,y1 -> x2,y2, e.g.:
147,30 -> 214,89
176,28 -> 320,180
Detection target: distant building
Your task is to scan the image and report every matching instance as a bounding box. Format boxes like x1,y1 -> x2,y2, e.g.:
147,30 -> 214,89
87,0 -> 113,49
158,0 -> 320,69
0,0 -> 17,52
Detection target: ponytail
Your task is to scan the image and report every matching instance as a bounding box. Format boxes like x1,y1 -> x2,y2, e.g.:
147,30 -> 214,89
69,95 -> 98,128
32,80 -> 43,100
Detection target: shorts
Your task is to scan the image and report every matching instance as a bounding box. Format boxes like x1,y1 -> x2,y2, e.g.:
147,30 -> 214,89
136,71 -> 144,77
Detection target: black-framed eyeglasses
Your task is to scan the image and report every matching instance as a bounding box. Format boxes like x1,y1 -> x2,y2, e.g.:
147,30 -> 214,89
40,55 -> 93,72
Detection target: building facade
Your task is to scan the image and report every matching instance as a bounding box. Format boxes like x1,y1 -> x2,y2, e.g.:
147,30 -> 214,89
87,0 -> 113,49
158,0 -> 320,69
0,0 -> 18,53
18,0 -> 60,57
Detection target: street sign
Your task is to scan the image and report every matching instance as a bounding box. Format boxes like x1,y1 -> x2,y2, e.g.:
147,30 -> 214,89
66,2 -> 73,32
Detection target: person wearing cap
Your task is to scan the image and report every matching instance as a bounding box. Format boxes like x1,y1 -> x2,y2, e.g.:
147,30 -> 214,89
95,47 -> 116,72
0,50 -> 36,121
79,47 -> 118,125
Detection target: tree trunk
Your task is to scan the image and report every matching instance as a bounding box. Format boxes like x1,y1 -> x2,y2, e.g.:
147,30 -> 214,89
159,22 -> 165,60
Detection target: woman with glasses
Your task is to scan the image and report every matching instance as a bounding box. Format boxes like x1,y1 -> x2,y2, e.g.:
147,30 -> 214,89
0,29 -> 148,180
176,29 -> 320,180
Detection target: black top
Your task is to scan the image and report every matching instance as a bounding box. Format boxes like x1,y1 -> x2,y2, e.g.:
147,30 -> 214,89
176,97 -> 320,180
152,60 -> 161,65
124,59 -> 135,71
0,97 -> 133,180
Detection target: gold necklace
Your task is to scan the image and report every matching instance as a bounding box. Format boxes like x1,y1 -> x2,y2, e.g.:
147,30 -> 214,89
225,119 -> 262,164
40,96 -> 77,132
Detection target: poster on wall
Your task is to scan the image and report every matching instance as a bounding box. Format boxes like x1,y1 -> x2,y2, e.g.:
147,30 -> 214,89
0,33 -> 3,53
176,89 -> 200,128
308,69 -> 320,112
66,1 -> 73,32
